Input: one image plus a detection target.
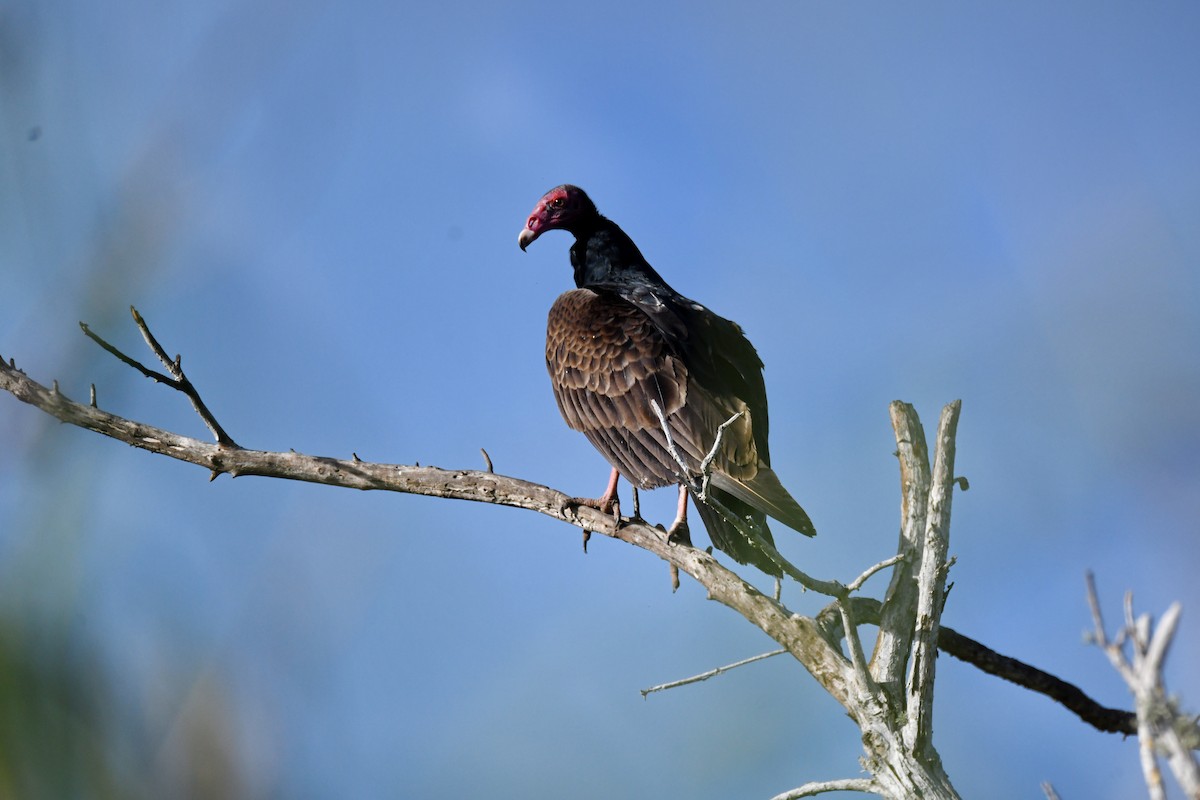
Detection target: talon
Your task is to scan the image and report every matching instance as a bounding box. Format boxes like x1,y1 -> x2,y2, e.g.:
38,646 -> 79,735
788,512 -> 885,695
566,494 -> 621,528
667,518 -> 692,547
564,467 -> 623,531
560,498 -> 579,521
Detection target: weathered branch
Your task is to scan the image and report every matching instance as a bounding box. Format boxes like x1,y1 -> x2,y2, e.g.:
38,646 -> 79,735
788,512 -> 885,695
652,393 -> 857,596
904,400 -> 961,755
640,554 -> 894,703
871,401 -> 931,692
640,649 -> 787,697
769,778 -> 879,799
80,307 -> 238,448
822,596 -> 1151,738
936,623 -> 1139,735
646,398 -> 839,591
5,311 -> 1190,798
1087,573 -> 1200,799
0,327 -> 859,713
847,553 -> 906,594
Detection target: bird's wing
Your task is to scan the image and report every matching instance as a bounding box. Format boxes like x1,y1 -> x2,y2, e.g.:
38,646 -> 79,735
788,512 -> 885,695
627,289 -> 814,536
545,287 -> 756,481
548,288 -> 708,489
674,301 -> 772,461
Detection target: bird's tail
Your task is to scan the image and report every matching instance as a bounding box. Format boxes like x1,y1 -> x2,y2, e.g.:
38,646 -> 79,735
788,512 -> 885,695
709,467 -> 816,537
692,490 -> 783,578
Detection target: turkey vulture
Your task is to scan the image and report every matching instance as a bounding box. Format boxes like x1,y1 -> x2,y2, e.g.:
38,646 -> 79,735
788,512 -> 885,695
518,185 -> 815,576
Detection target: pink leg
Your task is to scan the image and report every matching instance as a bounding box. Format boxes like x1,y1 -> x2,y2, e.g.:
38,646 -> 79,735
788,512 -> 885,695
666,485 -> 692,545
596,467 -> 620,515
566,467 -> 620,515
666,486 -> 691,592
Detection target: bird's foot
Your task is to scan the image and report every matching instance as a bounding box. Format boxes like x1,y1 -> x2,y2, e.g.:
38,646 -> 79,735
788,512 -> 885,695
665,517 -> 692,548
565,494 -> 621,521
563,494 -> 622,552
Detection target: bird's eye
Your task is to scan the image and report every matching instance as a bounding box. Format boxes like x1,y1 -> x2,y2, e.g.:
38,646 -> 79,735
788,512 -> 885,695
549,198 -> 564,209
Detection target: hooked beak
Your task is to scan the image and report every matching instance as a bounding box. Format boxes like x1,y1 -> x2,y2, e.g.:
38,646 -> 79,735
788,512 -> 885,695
518,207 -> 546,251
517,226 -> 538,251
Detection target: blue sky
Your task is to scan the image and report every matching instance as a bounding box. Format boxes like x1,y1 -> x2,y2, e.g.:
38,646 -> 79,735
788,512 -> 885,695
2,1 -> 1199,797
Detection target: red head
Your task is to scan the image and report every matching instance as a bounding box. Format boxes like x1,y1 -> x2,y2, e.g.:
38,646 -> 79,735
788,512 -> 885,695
517,185 -> 598,251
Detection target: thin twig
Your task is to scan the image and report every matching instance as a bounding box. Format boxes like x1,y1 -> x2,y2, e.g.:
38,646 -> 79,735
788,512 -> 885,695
695,489 -> 843,595
1085,572 -> 1109,644
648,398 -> 692,480
79,321 -> 175,385
80,307 -> 238,447
641,649 -> 787,697
647,398 -> 744,504
480,448 -> 493,473
768,778 -> 878,799
645,399 -> 825,589
130,307 -> 238,447
846,553 -> 905,593
697,409 -> 744,500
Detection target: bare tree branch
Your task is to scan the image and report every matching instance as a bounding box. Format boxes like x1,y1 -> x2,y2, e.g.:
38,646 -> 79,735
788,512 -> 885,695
935,622 -> 1138,736
643,553 -> 896,702
80,306 -> 237,447
768,777 -> 878,799
871,401 -> 931,692
7,311 -> 1193,797
1086,573 -> 1200,799
904,400 -> 961,755
640,649 -> 787,697
823,596 -> 1151,738
838,594 -> 881,703
0,324 -> 861,712
646,398 -> 838,590
646,396 -> 880,597
847,553 -> 906,594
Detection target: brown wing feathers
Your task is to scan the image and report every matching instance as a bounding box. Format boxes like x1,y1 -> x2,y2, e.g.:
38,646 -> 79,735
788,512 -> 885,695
547,289 -> 689,489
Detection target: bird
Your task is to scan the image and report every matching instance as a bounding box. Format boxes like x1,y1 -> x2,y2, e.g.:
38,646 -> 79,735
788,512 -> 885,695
518,184 -> 815,576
